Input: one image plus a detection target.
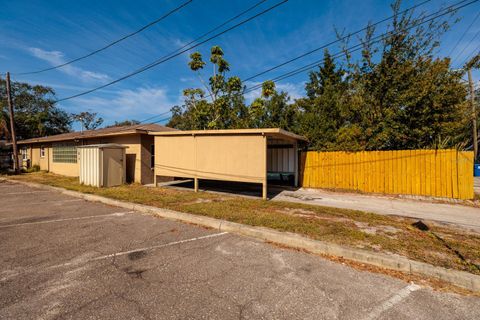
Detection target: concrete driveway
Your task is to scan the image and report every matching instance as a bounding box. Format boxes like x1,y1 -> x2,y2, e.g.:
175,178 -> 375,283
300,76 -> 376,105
1,181 -> 479,319
273,188 -> 480,233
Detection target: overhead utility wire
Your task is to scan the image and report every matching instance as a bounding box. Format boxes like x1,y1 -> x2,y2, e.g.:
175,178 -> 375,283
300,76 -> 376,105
454,28 -> 480,66
243,0 -> 478,94
448,10 -> 480,57
16,1 -> 272,135
23,1 -> 270,134
15,0 -> 194,75
242,0 -> 432,82
55,0 -> 288,103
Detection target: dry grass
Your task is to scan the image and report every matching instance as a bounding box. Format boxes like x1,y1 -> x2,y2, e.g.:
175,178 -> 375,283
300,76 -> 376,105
7,172 -> 480,275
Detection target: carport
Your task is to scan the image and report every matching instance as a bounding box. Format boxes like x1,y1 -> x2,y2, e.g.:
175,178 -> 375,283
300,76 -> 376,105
150,128 -> 307,199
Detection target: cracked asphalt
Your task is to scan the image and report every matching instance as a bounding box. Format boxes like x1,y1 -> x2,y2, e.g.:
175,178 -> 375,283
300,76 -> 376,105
1,181 -> 479,319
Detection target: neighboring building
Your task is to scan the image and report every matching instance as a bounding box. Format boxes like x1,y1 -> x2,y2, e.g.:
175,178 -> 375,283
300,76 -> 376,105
0,140 -> 11,170
16,124 -> 175,184
150,128 -> 307,199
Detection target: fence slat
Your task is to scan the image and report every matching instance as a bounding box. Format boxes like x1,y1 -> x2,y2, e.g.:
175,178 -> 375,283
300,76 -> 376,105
300,149 -> 473,200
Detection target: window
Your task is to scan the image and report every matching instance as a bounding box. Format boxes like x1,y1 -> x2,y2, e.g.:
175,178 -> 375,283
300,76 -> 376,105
150,144 -> 155,169
52,143 -> 77,163
21,147 -> 28,160
40,146 -> 45,158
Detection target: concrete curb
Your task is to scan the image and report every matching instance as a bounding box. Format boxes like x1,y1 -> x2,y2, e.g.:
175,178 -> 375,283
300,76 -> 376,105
4,178 -> 480,292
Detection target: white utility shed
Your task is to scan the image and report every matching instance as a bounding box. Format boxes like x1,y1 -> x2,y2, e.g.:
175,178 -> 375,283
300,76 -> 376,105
78,144 -> 127,187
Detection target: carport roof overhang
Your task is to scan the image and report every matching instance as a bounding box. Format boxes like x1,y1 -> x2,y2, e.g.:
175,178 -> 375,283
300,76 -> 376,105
149,128 -> 307,142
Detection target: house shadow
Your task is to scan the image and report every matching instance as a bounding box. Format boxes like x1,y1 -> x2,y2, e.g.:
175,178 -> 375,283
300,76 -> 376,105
161,178 -> 295,199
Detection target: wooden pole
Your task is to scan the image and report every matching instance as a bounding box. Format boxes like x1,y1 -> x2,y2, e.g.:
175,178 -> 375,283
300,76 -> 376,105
5,72 -> 19,173
468,68 -> 478,162
194,177 -> 199,192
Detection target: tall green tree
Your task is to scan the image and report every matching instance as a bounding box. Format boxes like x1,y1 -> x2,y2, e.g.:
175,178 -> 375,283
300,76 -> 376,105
248,81 -> 296,131
106,119 -> 141,128
0,78 -> 71,140
168,46 -> 247,130
295,50 -> 348,150
296,0 -> 467,151
72,111 -> 103,131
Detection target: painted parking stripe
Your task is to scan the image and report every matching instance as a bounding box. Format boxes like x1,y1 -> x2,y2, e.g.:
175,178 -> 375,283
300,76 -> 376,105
362,283 -> 421,320
2,198 -> 84,207
0,211 -> 134,228
47,232 -> 229,271
3,190 -> 51,195
1,232 -> 230,282
91,232 -> 229,262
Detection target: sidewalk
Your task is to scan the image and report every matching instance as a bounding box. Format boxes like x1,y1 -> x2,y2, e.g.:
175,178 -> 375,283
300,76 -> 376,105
273,188 -> 480,233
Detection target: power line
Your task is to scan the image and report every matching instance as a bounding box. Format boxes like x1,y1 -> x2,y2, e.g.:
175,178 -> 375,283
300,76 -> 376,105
243,0 -> 477,94
452,27 -> 480,65
152,0 -> 269,61
242,0 -> 432,82
448,10 -> 480,57
55,0 -> 288,103
15,0 -> 194,76
457,35 -> 480,67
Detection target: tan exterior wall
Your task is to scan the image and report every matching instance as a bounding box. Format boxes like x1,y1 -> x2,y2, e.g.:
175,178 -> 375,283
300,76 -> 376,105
23,133 -> 154,184
30,145 -> 51,171
154,134 -> 267,184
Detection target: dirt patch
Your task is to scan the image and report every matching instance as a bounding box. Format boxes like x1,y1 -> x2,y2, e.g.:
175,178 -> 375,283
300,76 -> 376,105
282,192 -> 323,201
185,197 -> 230,205
354,221 -> 402,238
278,208 -> 350,223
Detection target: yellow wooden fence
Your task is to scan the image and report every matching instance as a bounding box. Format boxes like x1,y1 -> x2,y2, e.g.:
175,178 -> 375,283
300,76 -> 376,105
300,149 -> 474,200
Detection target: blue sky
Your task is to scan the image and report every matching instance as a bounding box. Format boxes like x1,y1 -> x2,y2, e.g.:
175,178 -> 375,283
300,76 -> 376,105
1,0 -> 479,130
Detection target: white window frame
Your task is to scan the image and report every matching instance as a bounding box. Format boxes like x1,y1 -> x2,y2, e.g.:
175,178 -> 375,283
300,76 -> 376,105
21,147 -> 28,160
40,146 -> 45,158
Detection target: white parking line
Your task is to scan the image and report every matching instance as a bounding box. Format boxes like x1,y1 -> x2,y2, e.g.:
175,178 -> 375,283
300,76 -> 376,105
1,232 -> 230,282
2,199 -> 84,208
363,283 -> 421,320
92,232 -> 229,262
0,211 -> 134,228
3,190 -> 51,195
47,232 -> 229,271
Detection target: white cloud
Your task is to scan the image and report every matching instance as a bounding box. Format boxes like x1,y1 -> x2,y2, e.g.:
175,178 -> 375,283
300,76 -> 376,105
28,47 -> 110,83
65,86 -> 182,124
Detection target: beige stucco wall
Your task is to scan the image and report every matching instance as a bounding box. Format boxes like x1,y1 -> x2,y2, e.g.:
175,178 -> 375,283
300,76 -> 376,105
154,134 -> 267,184
24,133 -> 154,184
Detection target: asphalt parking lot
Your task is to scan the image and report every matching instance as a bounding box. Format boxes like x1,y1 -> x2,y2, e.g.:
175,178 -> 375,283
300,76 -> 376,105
1,181 -> 479,319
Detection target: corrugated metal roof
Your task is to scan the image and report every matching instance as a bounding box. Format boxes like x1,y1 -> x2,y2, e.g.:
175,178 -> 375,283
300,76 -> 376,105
17,123 -> 176,145
149,128 -> 307,141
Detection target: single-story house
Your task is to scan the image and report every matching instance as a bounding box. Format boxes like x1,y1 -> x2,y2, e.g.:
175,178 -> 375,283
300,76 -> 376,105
150,128 -> 307,199
16,124 -> 175,184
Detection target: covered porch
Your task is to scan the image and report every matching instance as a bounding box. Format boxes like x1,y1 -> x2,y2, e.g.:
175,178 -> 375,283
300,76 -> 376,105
150,128 -> 307,199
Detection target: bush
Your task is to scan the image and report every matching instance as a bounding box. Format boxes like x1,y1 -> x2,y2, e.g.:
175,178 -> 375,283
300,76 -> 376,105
22,164 -> 41,173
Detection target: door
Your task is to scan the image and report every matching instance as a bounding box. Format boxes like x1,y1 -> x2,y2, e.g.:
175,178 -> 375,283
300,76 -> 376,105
103,148 -> 125,187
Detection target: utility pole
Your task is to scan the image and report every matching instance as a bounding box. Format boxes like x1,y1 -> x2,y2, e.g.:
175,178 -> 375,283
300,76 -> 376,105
5,72 -> 19,173
466,54 -> 479,162
468,68 -> 477,161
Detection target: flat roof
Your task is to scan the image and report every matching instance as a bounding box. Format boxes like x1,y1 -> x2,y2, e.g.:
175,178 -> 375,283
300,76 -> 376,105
149,128 -> 307,142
